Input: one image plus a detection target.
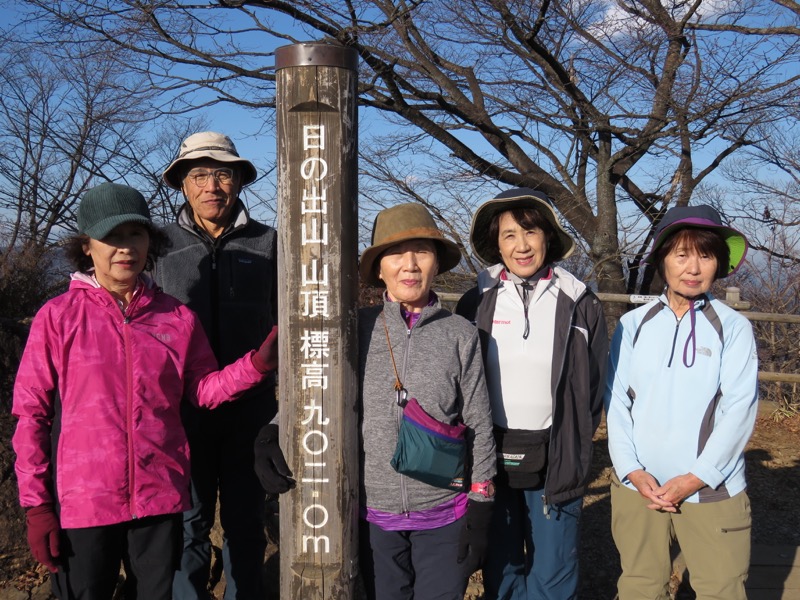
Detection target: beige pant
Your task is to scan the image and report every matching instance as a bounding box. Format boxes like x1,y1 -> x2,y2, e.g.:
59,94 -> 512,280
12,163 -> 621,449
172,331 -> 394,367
610,473 -> 751,600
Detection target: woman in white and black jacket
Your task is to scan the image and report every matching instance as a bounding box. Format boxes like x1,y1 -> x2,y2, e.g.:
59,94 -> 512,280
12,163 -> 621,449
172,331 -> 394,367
456,188 -> 608,600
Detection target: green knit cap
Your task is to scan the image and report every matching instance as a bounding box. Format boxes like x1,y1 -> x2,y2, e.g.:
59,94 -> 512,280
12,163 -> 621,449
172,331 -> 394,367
78,183 -> 151,239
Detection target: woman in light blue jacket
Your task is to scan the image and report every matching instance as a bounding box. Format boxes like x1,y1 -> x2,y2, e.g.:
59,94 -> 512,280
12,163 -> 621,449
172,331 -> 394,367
605,205 -> 758,600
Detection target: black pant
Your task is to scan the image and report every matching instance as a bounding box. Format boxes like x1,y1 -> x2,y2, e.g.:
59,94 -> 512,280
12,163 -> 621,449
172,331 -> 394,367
173,393 -> 273,599
52,513 -> 181,600
359,517 -> 468,600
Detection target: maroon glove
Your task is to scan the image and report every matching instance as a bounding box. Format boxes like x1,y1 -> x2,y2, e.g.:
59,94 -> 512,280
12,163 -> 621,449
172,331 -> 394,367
26,504 -> 61,572
252,325 -> 279,374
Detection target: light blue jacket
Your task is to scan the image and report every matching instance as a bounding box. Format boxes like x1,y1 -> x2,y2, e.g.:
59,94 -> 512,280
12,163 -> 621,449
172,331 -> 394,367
605,294 -> 758,503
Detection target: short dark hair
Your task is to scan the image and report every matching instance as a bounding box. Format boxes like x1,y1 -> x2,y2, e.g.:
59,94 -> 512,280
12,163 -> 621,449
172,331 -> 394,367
62,224 -> 171,273
486,208 -> 560,266
654,228 -> 730,281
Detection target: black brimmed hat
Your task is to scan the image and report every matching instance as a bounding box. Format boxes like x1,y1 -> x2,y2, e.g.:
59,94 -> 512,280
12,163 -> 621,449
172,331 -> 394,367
644,205 -> 748,277
470,188 -> 575,265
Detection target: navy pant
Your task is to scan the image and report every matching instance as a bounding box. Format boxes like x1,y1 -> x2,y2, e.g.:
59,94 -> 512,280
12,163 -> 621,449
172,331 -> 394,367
359,517 -> 469,600
172,394 -> 272,600
482,486 -> 582,600
52,513 -> 181,600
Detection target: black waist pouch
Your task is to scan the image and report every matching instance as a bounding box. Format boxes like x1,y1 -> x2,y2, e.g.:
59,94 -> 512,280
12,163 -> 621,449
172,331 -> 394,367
494,426 -> 550,489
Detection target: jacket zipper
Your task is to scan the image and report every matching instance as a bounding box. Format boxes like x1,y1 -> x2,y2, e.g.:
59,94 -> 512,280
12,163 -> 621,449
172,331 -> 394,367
115,285 -> 145,521
207,221 -> 244,352
209,243 -> 221,353
666,310 -> 683,368
228,253 -> 235,299
399,324 -> 414,516
123,313 -> 136,519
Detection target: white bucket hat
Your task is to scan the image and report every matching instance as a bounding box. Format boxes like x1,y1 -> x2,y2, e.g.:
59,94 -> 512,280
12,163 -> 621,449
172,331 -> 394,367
162,131 -> 257,190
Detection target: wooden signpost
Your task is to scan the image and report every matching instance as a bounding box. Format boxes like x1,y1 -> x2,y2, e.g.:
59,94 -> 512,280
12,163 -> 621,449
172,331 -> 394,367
275,43 -> 360,599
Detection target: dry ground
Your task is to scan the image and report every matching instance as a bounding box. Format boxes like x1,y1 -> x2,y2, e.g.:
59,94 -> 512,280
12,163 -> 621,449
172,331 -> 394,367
1,404 -> 798,600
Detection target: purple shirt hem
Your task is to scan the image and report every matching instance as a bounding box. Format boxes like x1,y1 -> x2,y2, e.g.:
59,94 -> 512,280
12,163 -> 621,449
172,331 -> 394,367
361,493 -> 468,531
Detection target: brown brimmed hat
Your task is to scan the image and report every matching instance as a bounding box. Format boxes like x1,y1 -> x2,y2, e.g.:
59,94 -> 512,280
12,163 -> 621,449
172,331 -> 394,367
470,187 -> 575,265
162,131 -> 257,190
359,203 -> 461,287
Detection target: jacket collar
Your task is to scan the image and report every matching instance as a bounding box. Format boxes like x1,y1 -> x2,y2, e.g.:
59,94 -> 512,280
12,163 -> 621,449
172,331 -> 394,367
69,272 -> 157,313
380,291 -> 443,329
657,292 -> 711,311
476,263 -> 588,303
176,198 -> 250,239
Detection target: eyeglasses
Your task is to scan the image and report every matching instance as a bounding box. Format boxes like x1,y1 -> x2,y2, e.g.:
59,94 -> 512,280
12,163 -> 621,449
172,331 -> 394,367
185,168 -> 235,187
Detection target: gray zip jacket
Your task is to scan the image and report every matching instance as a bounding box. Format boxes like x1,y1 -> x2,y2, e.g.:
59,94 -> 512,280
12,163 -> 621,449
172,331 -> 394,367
359,300 -> 497,513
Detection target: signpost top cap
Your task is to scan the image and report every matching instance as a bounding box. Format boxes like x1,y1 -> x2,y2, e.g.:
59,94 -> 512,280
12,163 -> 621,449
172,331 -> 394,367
275,43 -> 358,71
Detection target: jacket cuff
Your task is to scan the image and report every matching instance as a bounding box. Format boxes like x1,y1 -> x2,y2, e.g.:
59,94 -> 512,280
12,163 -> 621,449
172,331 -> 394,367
690,458 -> 723,490
467,492 -> 494,503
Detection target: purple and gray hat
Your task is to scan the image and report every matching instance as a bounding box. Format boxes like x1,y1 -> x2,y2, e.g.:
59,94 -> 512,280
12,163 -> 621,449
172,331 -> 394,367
643,205 -> 748,277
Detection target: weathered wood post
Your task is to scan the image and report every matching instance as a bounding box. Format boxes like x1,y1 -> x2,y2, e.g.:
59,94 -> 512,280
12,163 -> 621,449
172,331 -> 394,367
275,42 -> 360,599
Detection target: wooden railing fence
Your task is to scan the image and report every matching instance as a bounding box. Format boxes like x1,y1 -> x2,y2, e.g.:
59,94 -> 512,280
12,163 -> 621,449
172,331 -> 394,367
439,286 -> 800,385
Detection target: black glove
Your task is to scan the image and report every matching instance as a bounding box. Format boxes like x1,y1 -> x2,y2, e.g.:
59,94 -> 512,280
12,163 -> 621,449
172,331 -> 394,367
457,499 -> 493,574
254,424 -> 296,494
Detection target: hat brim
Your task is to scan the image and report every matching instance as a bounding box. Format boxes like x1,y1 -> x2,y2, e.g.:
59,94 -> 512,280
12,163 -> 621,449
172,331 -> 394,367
162,152 -> 257,190
470,194 -> 575,265
643,218 -> 748,277
82,214 -> 152,240
359,235 -> 461,288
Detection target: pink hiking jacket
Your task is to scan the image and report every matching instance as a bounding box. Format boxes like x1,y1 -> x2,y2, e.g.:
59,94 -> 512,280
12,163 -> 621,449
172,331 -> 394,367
13,274 -> 265,528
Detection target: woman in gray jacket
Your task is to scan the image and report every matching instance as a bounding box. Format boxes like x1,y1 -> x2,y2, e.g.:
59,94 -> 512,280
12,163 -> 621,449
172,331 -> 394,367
358,203 -> 496,600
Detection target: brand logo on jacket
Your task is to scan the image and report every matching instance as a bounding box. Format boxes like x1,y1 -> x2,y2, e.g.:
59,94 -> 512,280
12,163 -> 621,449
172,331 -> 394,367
493,319 -> 512,325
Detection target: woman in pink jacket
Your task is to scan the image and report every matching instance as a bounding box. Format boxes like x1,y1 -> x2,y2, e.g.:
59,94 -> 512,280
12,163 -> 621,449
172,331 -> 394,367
12,182 -> 278,600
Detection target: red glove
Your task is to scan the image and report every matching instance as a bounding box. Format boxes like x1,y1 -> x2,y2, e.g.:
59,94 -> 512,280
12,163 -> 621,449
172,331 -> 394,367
252,325 -> 279,374
26,504 -> 61,572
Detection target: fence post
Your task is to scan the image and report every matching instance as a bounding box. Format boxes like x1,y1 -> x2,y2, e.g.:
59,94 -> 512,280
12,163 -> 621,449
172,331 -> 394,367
275,42 -> 360,599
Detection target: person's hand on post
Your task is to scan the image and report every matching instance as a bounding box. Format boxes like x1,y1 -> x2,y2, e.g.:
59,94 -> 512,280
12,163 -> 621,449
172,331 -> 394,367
254,423 -> 296,494
25,504 -> 61,572
651,473 -> 705,508
456,500 -> 493,575
626,469 -> 677,512
251,325 -> 278,374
